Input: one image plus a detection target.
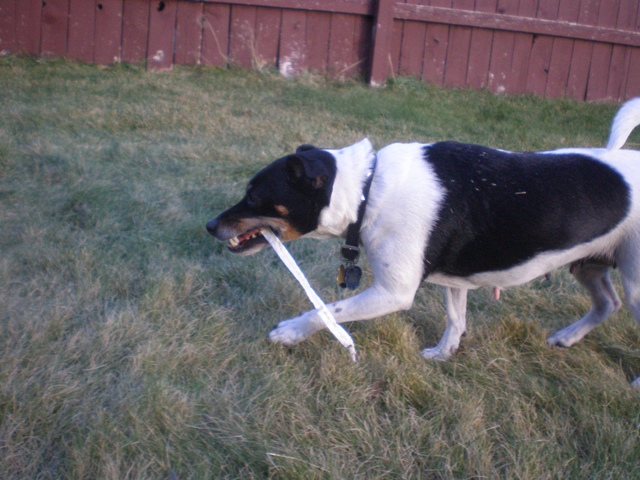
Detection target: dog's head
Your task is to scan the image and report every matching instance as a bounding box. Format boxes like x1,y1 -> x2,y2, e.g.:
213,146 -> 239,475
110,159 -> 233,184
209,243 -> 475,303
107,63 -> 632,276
206,145 -> 337,255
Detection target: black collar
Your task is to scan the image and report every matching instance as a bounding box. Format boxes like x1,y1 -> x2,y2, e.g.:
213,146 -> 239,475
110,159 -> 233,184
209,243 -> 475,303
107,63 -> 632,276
341,155 -> 377,264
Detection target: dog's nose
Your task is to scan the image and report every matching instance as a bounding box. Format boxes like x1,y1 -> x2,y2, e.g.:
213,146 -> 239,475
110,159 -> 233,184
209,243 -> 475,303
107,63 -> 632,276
206,218 -> 219,236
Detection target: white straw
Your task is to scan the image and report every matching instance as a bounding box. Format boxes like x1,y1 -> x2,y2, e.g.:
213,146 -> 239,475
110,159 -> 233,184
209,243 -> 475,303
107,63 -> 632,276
261,229 -> 357,362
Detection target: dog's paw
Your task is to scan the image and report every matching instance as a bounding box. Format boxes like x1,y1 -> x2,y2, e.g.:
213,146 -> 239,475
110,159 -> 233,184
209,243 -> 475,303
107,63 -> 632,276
421,346 -> 453,362
546,327 -> 580,348
631,377 -> 640,389
268,318 -> 313,346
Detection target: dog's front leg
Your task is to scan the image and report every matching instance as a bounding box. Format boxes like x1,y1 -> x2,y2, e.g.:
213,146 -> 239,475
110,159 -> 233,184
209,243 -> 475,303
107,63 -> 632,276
269,282 -> 416,346
421,287 -> 468,361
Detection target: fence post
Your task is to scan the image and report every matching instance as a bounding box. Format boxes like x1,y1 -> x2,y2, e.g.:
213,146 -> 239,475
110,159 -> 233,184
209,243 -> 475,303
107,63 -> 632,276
369,0 -> 395,87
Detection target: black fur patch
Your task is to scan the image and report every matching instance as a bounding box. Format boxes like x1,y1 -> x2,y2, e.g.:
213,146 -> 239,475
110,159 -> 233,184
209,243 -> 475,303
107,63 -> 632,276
423,142 -> 631,277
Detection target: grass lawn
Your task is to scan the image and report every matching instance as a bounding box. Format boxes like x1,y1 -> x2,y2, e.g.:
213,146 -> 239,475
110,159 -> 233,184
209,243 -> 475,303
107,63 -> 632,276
0,56 -> 639,479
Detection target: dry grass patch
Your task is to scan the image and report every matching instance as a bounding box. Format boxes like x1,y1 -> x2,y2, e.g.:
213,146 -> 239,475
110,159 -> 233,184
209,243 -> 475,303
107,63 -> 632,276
0,57 -> 639,478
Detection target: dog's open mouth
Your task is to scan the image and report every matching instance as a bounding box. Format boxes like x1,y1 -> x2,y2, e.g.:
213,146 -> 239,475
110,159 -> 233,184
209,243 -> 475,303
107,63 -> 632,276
227,227 -> 275,254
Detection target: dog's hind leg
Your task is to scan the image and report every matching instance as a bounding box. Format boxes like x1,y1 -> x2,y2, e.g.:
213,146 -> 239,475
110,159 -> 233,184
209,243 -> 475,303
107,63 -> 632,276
421,287 -> 468,361
613,243 -> 640,387
546,262 -> 621,348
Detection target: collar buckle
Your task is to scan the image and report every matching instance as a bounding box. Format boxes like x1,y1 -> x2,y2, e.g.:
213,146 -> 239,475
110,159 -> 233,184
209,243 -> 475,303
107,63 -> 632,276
340,244 -> 360,263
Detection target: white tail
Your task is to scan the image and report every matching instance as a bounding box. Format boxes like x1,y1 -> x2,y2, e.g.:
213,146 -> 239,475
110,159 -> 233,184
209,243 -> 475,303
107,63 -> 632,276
606,97 -> 640,151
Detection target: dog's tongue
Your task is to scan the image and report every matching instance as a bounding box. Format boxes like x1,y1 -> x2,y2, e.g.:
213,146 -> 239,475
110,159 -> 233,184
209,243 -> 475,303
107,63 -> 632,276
239,228 -> 261,243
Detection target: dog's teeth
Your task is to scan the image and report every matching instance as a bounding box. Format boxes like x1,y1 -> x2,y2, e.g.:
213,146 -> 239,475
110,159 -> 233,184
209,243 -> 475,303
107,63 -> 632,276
229,237 -> 240,247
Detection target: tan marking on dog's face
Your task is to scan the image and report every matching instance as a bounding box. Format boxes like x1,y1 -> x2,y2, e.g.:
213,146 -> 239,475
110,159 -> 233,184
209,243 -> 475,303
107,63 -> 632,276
274,205 -> 289,216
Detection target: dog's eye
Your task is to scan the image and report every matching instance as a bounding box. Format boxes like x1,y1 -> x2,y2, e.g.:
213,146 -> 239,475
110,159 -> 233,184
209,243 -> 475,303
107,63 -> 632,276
246,192 -> 261,208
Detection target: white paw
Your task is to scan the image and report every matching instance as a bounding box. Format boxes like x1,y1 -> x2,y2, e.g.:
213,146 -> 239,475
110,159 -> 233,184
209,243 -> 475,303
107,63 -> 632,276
421,346 -> 453,362
546,327 -> 580,348
631,377 -> 640,389
268,318 -> 313,346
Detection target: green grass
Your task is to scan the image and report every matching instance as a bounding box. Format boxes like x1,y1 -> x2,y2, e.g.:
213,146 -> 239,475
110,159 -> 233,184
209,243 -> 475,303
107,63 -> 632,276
1,56 -> 639,479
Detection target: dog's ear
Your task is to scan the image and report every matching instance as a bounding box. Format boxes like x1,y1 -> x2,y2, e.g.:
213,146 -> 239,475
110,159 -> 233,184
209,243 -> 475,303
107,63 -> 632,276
296,144 -> 316,153
286,152 -> 332,190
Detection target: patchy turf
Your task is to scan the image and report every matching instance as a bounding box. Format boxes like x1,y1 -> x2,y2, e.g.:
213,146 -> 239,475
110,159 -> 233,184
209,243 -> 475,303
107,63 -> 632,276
0,56 -> 639,479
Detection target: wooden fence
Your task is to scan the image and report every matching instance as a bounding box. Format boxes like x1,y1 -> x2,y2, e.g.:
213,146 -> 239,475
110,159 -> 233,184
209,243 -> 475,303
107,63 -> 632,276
1,0 -> 640,101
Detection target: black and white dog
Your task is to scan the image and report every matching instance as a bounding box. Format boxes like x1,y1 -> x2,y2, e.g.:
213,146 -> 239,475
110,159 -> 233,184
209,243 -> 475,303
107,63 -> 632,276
207,98 -> 640,386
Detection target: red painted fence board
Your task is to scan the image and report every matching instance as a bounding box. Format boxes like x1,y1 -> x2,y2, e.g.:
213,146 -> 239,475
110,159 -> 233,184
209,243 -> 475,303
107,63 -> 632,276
487,0 -> 517,94
0,0 -> 17,53
279,9 -> 307,75
328,13 -> 359,77
122,0 -> 151,63
41,0 -> 70,58
67,0 -> 95,63
465,0 -> 495,90
586,0 -> 621,101
175,1 -> 204,65
16,0 -> 42,55
229,5 -> 257,68
444,0 -> 474,89
147,0 -> 178,70
3,0 -> 640,102
202,2 -> 230,66
506,0 -> 535,95
305,11 -> 331,73
607,0 -> 639,100
95,0 -> 124,65
255,7 -> 281,68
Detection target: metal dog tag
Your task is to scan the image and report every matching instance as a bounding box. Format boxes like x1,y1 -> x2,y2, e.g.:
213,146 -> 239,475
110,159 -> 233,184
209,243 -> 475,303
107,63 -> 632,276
344,265 -> 362,290
337,264 -> 347,288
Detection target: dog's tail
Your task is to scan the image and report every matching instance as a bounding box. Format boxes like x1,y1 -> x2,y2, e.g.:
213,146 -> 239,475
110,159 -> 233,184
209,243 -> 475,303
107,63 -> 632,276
607,97 -> 640,151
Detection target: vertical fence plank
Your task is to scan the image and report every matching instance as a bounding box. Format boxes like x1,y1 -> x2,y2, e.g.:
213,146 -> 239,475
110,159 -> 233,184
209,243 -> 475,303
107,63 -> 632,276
400,1 -> 428,78
507,0 -> 535,94
400,18 -> 427,78
422,0 -> 453,86
0,0 -> 17,54
229,5 -> 257,68
68,0 -> 95,63
487,0 -> 518,94
586,0 -> 620,101
328,13 -> 360,78
41,0 -> 70,57
95,0 -> 123,64
148,0 -> 177,70
625,49 -> 640,99
389,19 -> 403,77
369,0 -> 395,85
202,2 -> 230,67
306,11 -> 331,73
623,6 -> 640,99
466,0 -> 496,90
122,0 -> 150,63
175,1 -> 204,65
566,0 -> 601,100
16,0 -> 43,55
525,0 -> 560,96
254,7 -> 281,69
279,9 -> 306,76
607,0 -> 639,101
545,0 -> 581,98
444,0 -> 474,88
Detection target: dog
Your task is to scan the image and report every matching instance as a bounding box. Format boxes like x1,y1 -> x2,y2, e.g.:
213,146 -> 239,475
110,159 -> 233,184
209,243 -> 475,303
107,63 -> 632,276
207,98 -> 640,387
